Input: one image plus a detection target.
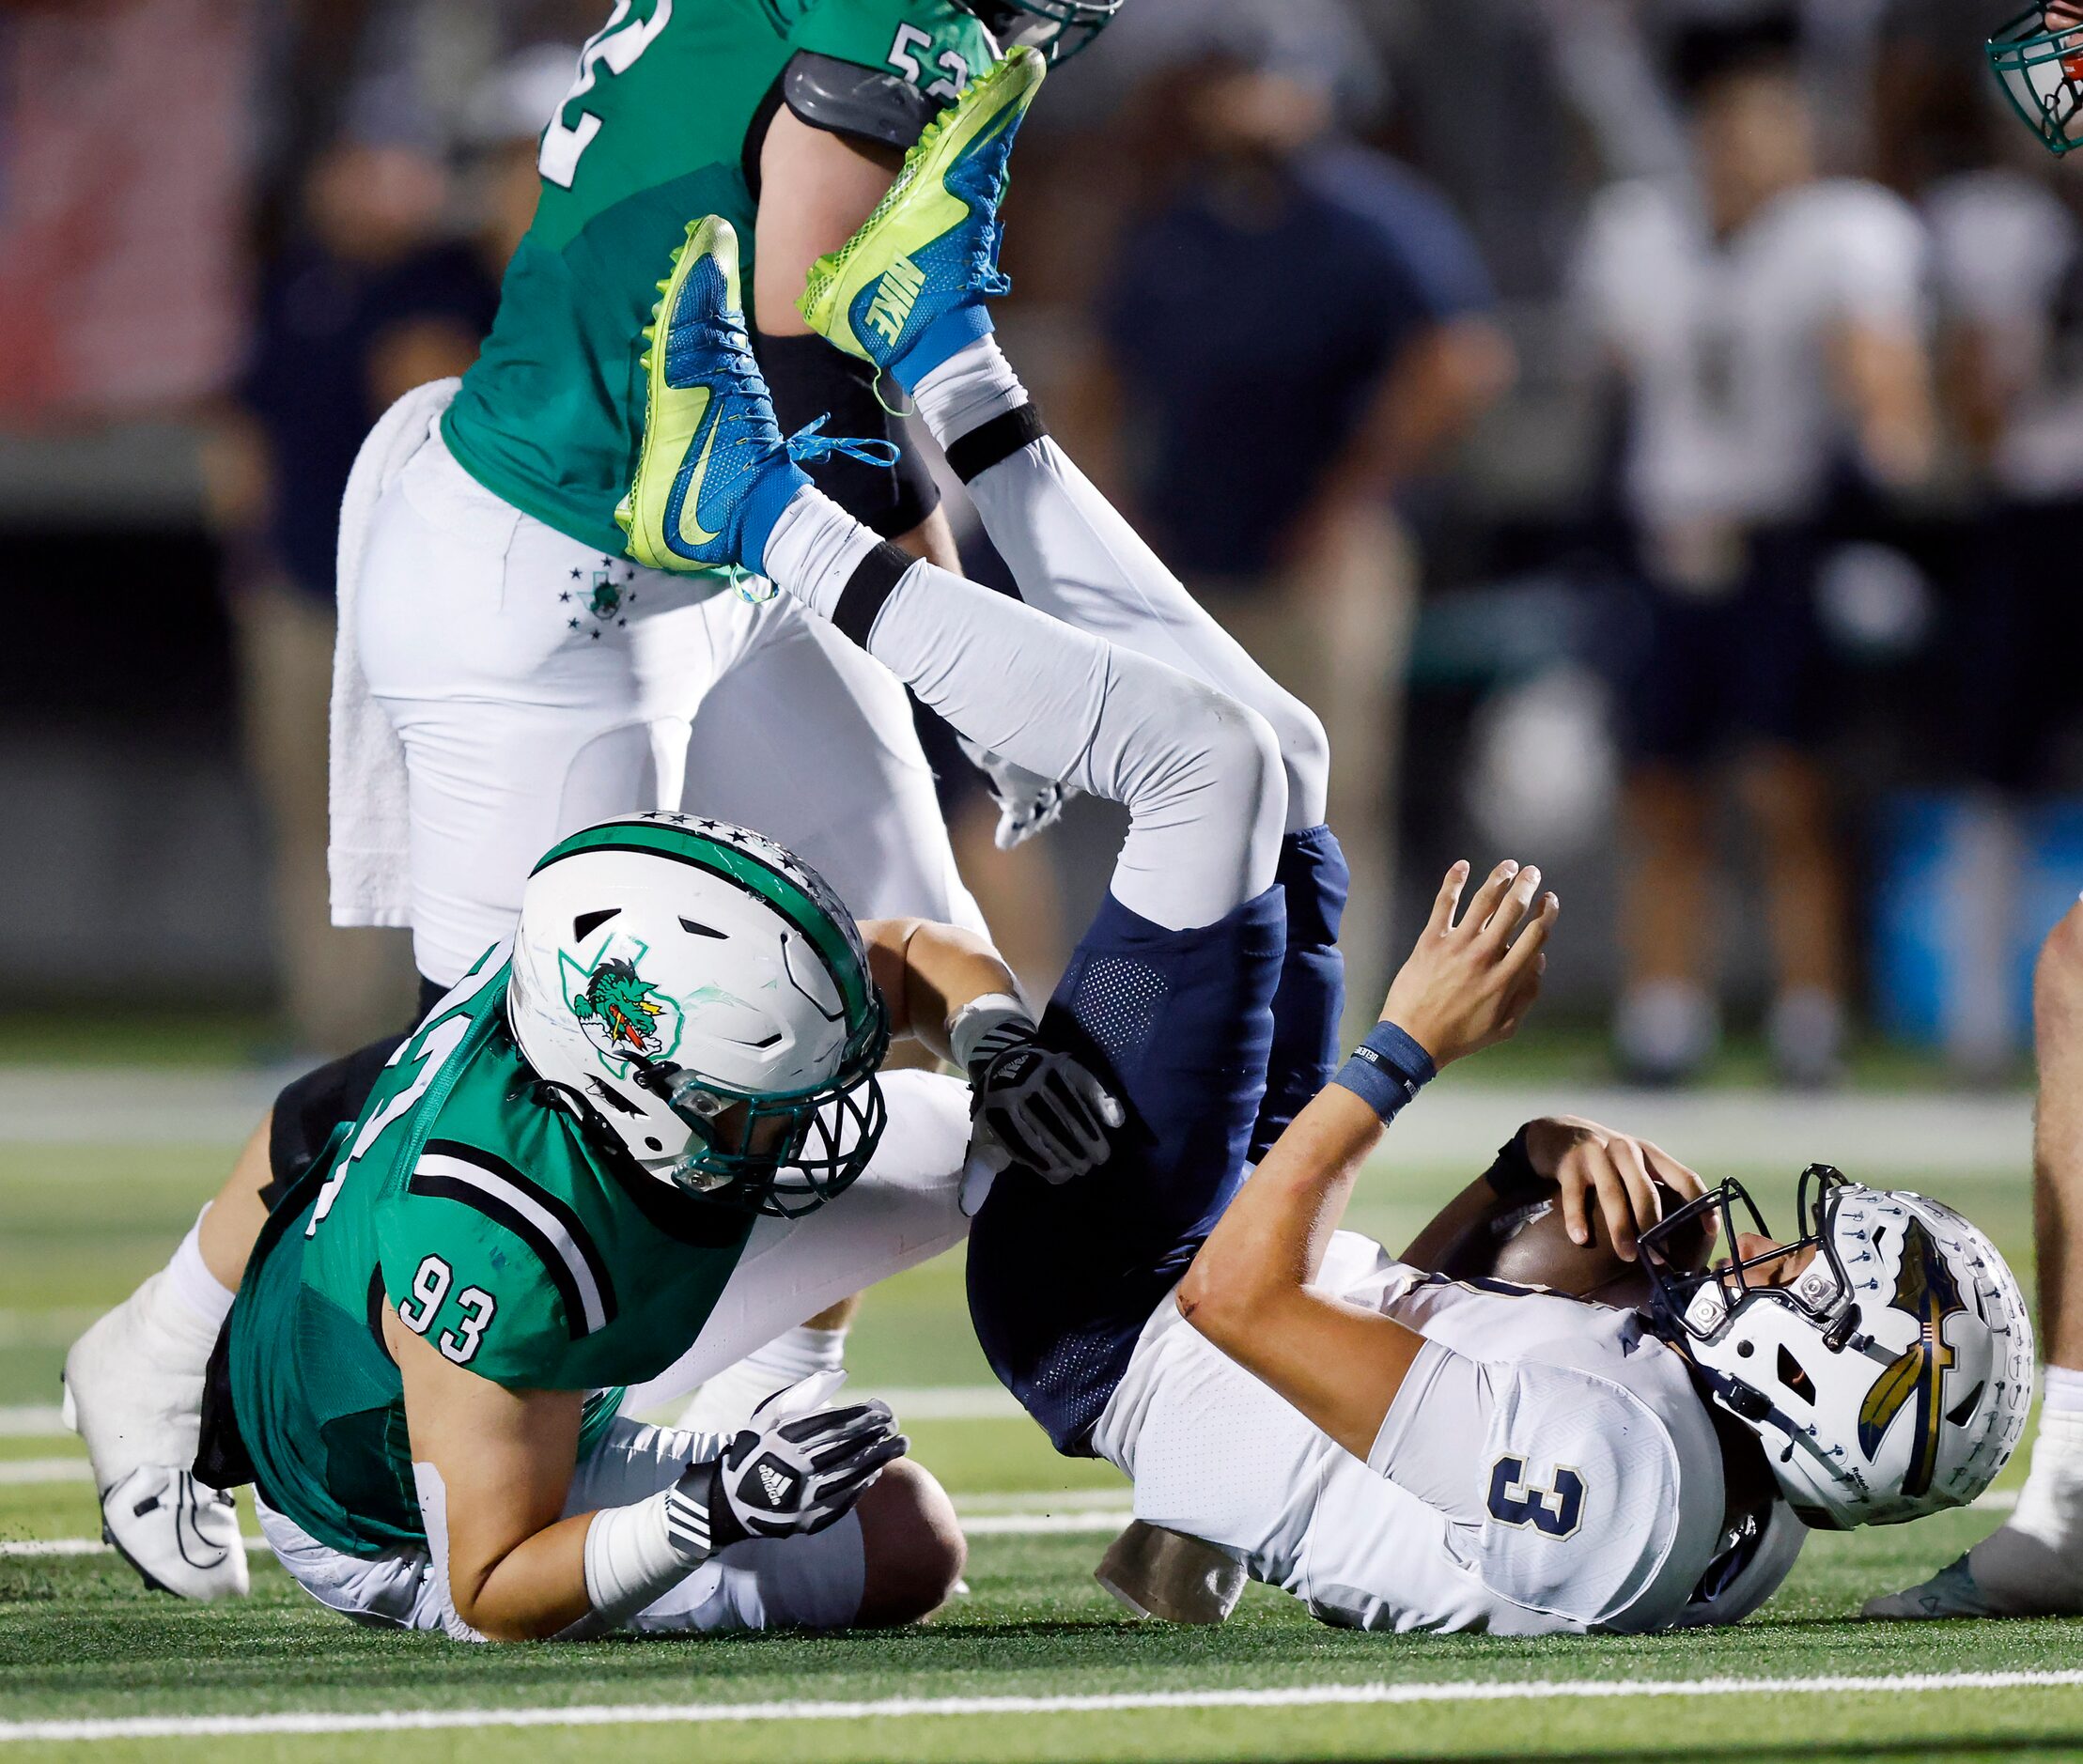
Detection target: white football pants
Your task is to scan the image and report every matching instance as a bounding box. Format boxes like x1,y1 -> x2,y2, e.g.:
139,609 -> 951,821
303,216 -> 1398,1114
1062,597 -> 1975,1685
356,429 -> 981,987
256,1416 -> 865,1638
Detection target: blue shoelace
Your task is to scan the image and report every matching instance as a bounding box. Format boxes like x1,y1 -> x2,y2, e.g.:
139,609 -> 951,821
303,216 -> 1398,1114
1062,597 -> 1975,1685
785,412 -> 901,470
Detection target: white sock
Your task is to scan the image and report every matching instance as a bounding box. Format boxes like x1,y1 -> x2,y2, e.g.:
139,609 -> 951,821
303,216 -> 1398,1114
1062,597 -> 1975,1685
741,1323 -> 848,1386
1998,1407 -> 2083,1556
2043,1364 -> 2083,1415
163,1206 -> 235,1338
761,487 -> 881,624
911,335 -> 1028,450
677,1324 -> 849,1437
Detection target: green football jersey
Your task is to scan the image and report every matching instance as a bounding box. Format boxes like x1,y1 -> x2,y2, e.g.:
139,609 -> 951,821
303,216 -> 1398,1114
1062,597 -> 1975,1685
228,946 -> 754,1556
441,0 -> 995,561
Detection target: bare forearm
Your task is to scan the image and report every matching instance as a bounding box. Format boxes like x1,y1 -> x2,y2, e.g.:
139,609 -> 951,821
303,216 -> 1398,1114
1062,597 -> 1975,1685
1177,1085 -> 1424,1461
1178,1084 -> 1383,1332
865,918 -> 1021,1060
454,1511 -> 596,1642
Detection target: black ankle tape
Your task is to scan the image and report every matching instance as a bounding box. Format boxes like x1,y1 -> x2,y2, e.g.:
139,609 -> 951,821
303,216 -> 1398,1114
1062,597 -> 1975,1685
944,403 -> 1048,484
833,541 -> 915,648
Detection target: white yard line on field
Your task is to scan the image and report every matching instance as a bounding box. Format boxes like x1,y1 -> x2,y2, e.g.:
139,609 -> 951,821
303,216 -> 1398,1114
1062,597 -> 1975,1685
0,1460 -> 88,1486
0,1494 -> 1139,1555
0,1067 -> 2034,1173
0,1387 -> 1028,1446
8,1669 -> 2083,1743
0,1309 -> 101,1348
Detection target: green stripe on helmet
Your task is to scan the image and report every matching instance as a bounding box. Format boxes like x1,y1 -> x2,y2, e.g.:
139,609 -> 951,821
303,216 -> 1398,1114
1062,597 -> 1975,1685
532,820 -> 873,1026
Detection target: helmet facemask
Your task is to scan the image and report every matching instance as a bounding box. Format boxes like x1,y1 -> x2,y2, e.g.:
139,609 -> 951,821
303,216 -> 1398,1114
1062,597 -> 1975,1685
1989,7 -> 2083,155
623,998 -> 890,1217
1642,1165 -> 1858,1353
961,0 -> 1120,63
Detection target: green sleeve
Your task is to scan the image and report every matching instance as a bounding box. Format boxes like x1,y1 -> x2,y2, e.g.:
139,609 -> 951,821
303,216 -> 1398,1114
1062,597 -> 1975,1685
787,0 -> 995,89
377,1191 -> 576,1389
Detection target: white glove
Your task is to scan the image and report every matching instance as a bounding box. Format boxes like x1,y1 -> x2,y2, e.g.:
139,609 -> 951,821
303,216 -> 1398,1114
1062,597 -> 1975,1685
957,734 -> 1077,850
958,1007 -> 1124,1185
663,1372 -> 904,1557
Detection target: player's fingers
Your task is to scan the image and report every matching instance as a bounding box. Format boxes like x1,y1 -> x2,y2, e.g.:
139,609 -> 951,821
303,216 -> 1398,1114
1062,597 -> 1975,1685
1462,860 -> 1521,939
1484,866 -> 1544,948
1077,1068 -> 1127,1131
1426,860 -> 1470,936
1041,1078 -> 1102,1151
1609,1137 -> 1664,1261
1587,1144 -> 1639,1261
1641,1141 -> 1705,1204
1503,892 -> 1560,974
1557,1154 -> 1593,1246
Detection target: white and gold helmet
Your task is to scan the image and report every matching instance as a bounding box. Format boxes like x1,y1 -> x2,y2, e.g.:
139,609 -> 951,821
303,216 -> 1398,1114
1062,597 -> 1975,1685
1643,1168 -> 2033,1530
507,814 -> 888,1215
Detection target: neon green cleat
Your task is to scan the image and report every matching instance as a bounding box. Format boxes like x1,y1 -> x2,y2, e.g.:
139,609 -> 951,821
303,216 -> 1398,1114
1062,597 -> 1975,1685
798,46 -> 1045,388
617,216 -> 811,576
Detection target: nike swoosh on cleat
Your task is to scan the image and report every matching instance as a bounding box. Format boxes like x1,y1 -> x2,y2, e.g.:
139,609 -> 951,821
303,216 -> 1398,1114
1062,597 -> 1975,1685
672,387 -> 723,549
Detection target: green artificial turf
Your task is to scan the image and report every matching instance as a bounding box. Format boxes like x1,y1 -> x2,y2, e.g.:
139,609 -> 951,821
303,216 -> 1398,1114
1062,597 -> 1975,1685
2,1114 -> 2077,1762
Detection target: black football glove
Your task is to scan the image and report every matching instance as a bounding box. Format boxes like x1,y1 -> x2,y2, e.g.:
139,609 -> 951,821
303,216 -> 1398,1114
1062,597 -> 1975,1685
663,1372 -> 906,1559
966,1015 -> 1124,1185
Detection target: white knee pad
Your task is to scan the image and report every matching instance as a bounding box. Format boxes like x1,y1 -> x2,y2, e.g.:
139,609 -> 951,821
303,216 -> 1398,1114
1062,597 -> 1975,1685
1251,689 -> 1329,834
1105,666 -> 1287,933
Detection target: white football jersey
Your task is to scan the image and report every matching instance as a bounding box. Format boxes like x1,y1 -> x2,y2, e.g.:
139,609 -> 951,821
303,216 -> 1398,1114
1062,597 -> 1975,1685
1574,176 -> 1927,528
1092,1231 -> 1803,1635
1925,168 -> 2083,501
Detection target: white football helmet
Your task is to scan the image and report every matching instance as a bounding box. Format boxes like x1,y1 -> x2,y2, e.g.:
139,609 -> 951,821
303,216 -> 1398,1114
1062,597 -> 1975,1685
1642,1167 -> 2033,1530
507,813 -> 888,1215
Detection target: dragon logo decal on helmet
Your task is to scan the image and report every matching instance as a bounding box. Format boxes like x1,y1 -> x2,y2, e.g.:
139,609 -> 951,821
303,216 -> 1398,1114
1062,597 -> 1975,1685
566,952 -> 676,1062
1640,1167 -> 2033,1530
509,813 -> 889,1217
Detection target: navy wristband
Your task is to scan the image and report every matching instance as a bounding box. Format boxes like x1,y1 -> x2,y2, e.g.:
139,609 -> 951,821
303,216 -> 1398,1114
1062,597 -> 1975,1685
1332,1022 -> 1437,1125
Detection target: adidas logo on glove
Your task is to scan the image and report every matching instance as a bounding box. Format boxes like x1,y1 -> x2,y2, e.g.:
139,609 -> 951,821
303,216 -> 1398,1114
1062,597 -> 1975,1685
756,1460 -> 800,1508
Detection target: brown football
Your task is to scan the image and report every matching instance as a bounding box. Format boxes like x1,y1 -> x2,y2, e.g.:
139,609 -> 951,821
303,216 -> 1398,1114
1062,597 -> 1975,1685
1438,1182 -> 1715,1311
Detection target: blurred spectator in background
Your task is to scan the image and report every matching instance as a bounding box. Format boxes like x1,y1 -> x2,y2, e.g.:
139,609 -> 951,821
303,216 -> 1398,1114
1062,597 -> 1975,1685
1576,10 -> 1936,1086
1080,0 -> 1515,1019
206,60 -> 549,1054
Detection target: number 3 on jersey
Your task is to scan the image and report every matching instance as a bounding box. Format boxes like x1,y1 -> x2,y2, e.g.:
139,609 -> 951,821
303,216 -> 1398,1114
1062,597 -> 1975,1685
396,1254 -> 498,1366
1487,1456 -> 1587,1539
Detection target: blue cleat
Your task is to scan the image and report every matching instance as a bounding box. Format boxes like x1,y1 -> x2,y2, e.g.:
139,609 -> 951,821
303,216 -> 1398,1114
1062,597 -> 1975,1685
618,216 -> 896,578
798,47 -> 1045,389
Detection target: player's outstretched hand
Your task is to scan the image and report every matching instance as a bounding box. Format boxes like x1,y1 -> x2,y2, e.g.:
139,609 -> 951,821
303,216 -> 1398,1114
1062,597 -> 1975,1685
969,1025 -> 1126,1185
1523,1115 -> 1705,1263
1381,860 -> 1557,1071
669,1371 -> 907,1556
